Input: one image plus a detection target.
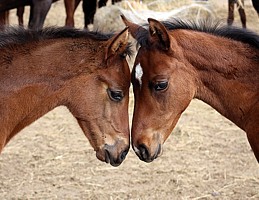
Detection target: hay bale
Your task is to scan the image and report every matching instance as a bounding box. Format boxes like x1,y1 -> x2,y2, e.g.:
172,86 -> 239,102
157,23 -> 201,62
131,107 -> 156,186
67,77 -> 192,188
93,0 -> 215,33
93,1 -> 148,33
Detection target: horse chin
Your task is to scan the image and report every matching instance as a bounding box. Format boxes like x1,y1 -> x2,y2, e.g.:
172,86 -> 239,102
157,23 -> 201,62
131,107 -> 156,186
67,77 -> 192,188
95,151 -> 123,167
95,149 -> 107,163
95,149 -> 115,166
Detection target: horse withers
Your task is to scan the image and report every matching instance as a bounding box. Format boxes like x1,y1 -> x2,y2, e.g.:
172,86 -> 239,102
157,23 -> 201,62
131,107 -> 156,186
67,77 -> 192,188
0,26 -> 132,166
122,16 -> 259,163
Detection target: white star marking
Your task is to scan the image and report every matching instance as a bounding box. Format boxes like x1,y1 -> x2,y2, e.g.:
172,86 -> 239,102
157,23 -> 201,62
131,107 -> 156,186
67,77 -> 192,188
135,63 -> 143,86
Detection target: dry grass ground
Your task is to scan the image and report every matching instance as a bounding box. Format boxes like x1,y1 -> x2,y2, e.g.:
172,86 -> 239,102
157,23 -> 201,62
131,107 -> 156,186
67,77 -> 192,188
0,0 -> 258,199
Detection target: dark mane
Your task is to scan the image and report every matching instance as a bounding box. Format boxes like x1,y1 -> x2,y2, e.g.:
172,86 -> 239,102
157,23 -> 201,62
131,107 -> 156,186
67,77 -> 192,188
0,26 -> 113,48
137,18 -> 259,49
0,26 -> 133,58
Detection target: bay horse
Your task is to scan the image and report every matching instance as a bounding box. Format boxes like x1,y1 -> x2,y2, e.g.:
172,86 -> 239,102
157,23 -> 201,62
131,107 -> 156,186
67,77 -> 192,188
121,16 -> 259,163
0,0 -> 121,30
0,26 -> 132,166
0,0 -> 57,30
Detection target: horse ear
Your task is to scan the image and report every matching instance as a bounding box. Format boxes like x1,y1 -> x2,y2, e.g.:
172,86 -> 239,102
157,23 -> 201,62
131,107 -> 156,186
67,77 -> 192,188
148,18 -> 171,51
121,14 -> 148,41
105,27 -> 129,62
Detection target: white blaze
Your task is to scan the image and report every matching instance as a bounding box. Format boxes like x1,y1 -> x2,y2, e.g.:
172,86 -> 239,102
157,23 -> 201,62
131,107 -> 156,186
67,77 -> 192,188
135,63 -> 143,86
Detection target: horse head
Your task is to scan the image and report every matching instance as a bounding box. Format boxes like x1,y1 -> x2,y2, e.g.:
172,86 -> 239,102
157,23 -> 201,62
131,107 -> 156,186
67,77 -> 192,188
122,16 -> 196,162
66,27 -> 131,166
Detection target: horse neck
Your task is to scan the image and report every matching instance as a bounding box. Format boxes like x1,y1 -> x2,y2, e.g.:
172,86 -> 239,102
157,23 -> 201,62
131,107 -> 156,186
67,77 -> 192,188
175,30 -> 259,130
0,38 -> 102,141
1,37 -> 101,92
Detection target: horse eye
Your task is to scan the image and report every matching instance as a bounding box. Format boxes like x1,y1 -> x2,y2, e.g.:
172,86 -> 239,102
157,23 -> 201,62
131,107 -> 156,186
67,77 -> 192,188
107,89 -> 124,102
154,81 -> 168,91
120,52 -> 127,59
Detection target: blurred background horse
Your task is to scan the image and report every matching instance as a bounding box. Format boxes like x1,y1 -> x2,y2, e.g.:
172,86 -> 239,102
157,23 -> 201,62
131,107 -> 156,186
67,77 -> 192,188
65,0 -> 121,29
228,0 -> 259,28
0,0 -> 57,29
0,0 -> 121,30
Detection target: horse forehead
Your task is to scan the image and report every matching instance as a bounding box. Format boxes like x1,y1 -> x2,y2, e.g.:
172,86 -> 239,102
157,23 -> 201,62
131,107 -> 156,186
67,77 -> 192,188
137,47 -> 161,64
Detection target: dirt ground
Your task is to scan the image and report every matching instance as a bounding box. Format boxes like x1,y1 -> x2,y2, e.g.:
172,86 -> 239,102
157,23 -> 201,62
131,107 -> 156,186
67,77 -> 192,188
0,0 -> 258,199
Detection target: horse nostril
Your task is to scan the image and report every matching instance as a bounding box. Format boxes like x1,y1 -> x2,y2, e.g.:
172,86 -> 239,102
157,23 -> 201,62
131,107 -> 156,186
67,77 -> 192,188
104,145 -> 129,166
119,149 -> 128,162
138,144 -> 150,161
104,149 -> 111,164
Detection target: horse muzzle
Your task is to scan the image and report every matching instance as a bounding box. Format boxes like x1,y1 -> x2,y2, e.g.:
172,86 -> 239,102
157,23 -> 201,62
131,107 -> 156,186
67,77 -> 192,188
133,143 -> 162,163
96,142 -> 129,167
